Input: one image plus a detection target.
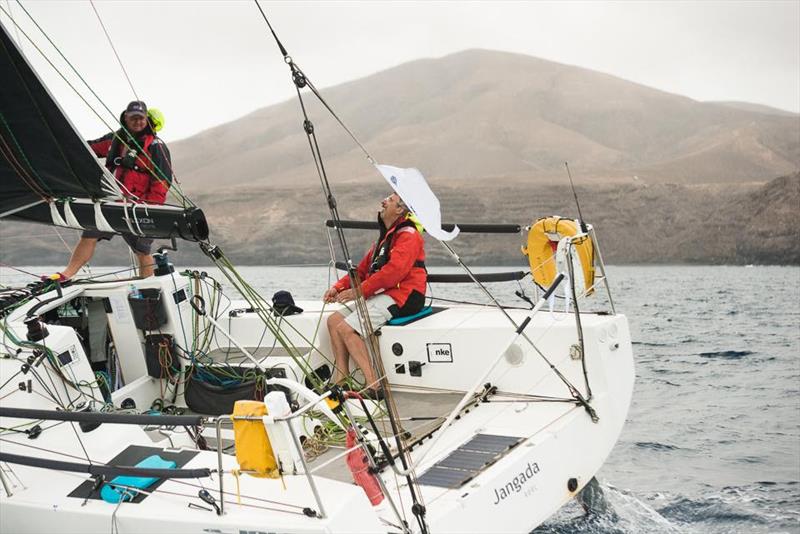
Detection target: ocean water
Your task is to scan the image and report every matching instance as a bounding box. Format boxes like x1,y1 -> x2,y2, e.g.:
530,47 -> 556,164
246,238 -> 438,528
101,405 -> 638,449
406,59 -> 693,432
1,264 -> 798,533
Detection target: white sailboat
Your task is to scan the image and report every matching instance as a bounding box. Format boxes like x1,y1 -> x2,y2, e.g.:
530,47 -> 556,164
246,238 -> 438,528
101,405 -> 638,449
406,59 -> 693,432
0,8 -> 634,533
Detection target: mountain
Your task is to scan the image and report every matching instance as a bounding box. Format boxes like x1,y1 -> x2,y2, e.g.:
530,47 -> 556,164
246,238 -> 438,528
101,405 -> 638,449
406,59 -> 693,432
170,49 -> 799,190
3,50 -> 799,267
710,101 -> 799,118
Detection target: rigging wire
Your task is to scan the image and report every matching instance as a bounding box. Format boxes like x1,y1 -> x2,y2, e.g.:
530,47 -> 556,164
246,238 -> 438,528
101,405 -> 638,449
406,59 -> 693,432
88,0 -> 138,101
2,0 -> 21,46
251,4 -> 426,532
252,0 -> 375,166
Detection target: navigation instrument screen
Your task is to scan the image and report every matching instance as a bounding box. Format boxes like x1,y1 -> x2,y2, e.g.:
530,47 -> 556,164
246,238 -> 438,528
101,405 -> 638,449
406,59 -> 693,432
56,349 -> 74,367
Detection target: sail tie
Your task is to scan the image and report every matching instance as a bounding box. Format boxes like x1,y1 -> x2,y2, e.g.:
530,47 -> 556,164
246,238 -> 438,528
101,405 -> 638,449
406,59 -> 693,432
131,204 -> 148,236
63,200 -> 83,229
121,198 -> 137,236
48,201 -> 67,227
93,201 -> 115,233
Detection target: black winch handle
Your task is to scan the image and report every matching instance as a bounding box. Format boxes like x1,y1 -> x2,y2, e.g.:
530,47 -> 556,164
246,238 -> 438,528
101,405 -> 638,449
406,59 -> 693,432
542,273 -> 565,301
190,295 -> 206,316
198,489 -> 221,515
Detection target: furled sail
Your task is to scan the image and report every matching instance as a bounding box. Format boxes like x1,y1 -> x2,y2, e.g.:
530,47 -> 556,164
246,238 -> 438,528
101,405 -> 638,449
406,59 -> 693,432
0,20 -> 208,242
10,199 -> 209,242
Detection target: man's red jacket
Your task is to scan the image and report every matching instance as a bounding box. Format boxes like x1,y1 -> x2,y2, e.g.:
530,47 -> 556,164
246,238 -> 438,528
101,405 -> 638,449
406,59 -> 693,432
88,131 -> 171,204
333,216 -> 426,309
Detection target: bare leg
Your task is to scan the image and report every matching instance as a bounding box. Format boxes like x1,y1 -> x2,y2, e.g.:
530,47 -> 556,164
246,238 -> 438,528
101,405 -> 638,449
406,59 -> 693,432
136,253 -> 154,278
327,312 -> 350,383
61,237 -> 98,279
339,325 -> 379,387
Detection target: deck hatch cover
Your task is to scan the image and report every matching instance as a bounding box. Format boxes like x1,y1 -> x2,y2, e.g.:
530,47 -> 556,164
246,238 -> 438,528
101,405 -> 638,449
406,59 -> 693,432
417,433 -> 523,488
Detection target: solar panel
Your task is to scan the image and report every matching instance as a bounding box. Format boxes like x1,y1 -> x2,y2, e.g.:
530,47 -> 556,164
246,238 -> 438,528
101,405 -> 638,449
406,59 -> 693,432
417,466 -> 476,488
437,450 -> 496,471
460,434 -> 522,454
417,433 -> 523,489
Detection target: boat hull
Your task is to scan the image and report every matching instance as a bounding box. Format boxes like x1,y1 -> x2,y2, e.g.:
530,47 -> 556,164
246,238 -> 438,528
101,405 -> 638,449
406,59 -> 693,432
0,277 -> 634,533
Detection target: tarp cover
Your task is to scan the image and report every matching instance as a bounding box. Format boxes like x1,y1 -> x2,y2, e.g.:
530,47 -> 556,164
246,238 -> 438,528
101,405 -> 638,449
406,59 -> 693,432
0,21 -> 107,217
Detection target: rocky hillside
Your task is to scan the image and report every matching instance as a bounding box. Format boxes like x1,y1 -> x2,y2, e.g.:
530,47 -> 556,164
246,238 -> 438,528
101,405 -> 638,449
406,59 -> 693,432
170,49 -> 799,189
3,174 -> 797,267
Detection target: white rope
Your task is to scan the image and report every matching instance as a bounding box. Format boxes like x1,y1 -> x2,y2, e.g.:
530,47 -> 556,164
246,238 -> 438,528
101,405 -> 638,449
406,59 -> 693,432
100,170 -> 123,197
131,203 -> 146,236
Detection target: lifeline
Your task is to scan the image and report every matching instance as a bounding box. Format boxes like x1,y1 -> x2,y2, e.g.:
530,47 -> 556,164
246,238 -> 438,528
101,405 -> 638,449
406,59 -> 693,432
492,462 -> 540,505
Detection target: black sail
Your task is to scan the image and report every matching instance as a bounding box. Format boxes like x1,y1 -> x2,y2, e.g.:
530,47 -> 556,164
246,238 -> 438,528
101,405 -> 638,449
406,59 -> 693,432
0,21 -> 208,242
0,20 -> 107,215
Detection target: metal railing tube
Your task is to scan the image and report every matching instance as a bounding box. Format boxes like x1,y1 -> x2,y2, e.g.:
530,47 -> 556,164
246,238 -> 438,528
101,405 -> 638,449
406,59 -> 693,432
588,226 -> 616,314
285,420 -> 326,519
215,417 -> 226,515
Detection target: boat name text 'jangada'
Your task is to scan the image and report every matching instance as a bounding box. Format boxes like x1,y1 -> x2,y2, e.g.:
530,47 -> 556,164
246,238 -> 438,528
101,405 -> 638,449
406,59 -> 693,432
492,461 -> 542,505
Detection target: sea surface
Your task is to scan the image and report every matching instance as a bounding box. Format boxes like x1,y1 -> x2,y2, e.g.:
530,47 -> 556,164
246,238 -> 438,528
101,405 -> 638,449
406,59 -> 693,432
1,264 -> 798,533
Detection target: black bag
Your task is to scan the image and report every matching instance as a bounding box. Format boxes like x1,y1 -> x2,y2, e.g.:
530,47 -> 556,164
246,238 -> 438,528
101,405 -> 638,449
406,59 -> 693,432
129,288 -> 167,331
183,365 -> 291,416
184,371 -> 260,416
144,334 -> 180,379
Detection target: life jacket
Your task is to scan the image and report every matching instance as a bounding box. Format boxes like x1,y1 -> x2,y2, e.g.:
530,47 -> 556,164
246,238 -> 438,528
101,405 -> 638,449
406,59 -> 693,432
369,216 -> 426,274
108,133 -> 168,204
333,214 -> 427,314
367,215 -> 427,316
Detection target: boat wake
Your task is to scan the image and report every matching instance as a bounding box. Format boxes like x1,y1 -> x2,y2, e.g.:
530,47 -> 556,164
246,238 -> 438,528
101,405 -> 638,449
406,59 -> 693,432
537,480 -> 800,534
535,482 -> 685,534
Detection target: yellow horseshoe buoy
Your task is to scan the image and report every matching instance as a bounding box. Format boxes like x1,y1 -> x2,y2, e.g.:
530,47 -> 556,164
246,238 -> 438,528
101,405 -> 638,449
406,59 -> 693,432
522,216 -> 595,293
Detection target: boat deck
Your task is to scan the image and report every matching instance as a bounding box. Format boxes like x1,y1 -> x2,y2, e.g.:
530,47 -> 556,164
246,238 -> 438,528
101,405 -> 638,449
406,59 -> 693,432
306,388 -> 464,483
189,382 -> 465,484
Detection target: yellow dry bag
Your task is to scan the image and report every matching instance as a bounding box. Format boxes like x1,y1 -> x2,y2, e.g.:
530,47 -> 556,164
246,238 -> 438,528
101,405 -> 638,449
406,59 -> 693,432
233,400 -> 279,478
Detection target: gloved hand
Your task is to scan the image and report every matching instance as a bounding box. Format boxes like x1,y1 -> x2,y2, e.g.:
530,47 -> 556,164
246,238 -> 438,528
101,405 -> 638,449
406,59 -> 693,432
118,149 -> 139,170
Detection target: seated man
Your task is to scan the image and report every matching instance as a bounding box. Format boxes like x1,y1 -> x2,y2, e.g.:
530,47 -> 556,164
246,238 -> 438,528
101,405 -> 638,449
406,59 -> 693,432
47,101 -> 172,281
323,193 -> 427,397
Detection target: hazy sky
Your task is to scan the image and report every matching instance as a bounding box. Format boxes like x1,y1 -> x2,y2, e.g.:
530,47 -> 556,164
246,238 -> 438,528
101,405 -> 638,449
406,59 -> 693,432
1,1 -> 798,142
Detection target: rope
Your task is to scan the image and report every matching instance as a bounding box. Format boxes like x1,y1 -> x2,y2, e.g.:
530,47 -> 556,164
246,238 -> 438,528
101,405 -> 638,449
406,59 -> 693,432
0,113 -> 52,199
2,0 -> 21,46
253,1 -> 374,166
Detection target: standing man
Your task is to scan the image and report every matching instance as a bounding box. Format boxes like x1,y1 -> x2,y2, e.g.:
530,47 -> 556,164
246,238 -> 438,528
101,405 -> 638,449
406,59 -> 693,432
46,101 -> 172,282
323,193 -> 427,397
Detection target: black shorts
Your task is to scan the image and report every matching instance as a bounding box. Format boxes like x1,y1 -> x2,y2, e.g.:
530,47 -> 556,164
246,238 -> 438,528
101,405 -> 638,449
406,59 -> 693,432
81,230 -> 153,255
